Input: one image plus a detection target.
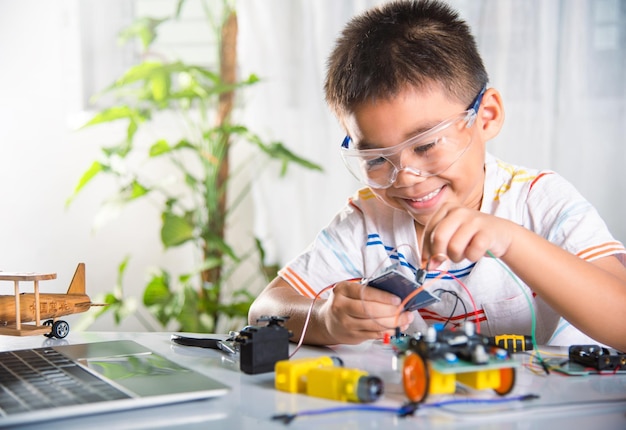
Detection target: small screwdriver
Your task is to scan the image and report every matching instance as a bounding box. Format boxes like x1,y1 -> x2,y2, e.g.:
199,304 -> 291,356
488,334 -> 533,353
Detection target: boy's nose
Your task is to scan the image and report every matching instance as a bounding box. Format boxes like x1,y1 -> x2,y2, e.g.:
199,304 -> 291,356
392,166 -> 427,187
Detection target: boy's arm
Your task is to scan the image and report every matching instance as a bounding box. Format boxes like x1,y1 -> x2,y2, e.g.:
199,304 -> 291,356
502,223 -> 626,351
423,204 -> 626,351
248,277 -> 334,345
248,276 -> 415,346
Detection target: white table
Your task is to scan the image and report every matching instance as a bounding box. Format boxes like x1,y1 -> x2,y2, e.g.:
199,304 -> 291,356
1,331 -> 625,429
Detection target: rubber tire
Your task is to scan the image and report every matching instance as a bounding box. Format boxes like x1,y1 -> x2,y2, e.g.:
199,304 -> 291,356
51,320 -> 70,339
493,366 -> 516,395
402,351 -> 430,403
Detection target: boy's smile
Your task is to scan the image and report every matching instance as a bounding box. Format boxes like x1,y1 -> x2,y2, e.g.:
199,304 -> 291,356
343,85 -> 488,228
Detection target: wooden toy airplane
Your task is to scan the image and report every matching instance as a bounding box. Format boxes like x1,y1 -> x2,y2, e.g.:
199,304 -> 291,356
0,263 -> 94,338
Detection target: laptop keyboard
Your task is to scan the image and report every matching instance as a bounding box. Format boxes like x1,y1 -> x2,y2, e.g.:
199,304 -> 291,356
0,346 -> 131,416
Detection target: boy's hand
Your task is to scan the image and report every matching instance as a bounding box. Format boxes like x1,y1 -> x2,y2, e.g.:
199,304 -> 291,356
421,203 -> 516,264
318,280 -> 415,345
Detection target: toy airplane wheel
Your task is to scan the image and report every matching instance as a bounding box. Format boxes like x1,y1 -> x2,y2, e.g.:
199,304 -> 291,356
493,367 -> 516,396
402,351 -> 430,403
46,320 -> 70,339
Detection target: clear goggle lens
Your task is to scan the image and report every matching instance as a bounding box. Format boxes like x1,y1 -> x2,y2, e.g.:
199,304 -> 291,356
340,110 -> 476,189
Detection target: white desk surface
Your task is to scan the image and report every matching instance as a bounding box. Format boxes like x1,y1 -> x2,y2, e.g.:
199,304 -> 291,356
1,331 -> 625,429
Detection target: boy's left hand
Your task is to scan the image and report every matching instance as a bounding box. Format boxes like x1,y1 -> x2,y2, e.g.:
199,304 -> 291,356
421,203 -> 517,265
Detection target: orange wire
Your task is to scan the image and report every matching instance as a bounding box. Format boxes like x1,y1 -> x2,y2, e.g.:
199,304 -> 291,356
391,253 -> 447,328
392,273 -> 444,328
391,256 -> 481,334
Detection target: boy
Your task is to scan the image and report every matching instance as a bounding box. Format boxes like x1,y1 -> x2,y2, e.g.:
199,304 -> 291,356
248,0 -> 626,351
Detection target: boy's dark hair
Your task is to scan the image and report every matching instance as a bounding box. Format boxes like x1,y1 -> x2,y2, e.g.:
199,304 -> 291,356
324,0 -> 488,117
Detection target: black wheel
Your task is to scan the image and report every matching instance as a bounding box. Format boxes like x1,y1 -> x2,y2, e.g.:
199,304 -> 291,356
51,320 -> 70,339
43,320 -> 55,338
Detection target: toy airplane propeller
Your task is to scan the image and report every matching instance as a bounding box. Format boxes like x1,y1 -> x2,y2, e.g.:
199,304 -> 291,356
0,263 -> 101,338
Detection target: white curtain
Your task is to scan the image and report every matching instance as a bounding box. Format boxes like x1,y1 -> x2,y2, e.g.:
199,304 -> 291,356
237,0 -> 626,268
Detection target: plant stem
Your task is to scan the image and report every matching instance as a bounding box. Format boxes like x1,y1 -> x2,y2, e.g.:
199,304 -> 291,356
203,7 -> 238,329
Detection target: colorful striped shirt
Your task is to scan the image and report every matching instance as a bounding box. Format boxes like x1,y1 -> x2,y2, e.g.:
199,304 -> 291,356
279,153 -> 626,345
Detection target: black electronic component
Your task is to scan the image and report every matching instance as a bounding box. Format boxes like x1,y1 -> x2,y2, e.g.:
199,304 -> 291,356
407,324 -> 496,365
365,267 -> 439,311
488,334 -> 533,353
235,316 -> 293,374
170,334 -> 238,354
569,344 -> 626,371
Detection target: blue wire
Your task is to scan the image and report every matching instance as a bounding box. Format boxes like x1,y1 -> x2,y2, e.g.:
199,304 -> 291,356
427,395 -> 538,407
273,395 -> 538,422
298,405 -> 404,416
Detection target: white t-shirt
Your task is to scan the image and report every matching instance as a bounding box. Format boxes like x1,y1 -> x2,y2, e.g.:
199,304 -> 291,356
279,153 -> 626,345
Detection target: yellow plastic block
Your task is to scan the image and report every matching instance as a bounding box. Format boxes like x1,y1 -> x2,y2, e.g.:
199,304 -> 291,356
306,367 -> 368,402
275,356 -> 336,393
456,368 -> 501,390
429,368 -> 457,394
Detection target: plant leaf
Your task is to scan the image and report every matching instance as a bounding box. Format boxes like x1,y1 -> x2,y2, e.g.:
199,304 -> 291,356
261,142 -> 324,175
204,231 -> 239,261
143,270 -> 174,326
102,140 -> 132,158
149,139 -> 172,157
119,180 -> 150,201
198,256 -> 223,272
161,212 -> 195,247
150,71 -> 170,102
66,161 -> 106,207
80,106 -> 145,128
176,285 -> 215,332
174,139 -> 195,150
118,17 -> 167,50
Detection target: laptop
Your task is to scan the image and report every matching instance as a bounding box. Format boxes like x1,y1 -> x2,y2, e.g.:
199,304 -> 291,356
0,340 -> 229,427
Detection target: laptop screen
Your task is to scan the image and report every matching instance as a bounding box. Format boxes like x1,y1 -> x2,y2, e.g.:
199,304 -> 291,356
0,340 -> 229,427
56,340 -> 229,397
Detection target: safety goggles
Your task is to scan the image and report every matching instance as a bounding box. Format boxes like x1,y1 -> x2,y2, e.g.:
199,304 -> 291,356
340,87 -> 486,189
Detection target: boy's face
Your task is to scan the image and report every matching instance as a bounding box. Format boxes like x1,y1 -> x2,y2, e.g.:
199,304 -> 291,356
342,86 -> 489,228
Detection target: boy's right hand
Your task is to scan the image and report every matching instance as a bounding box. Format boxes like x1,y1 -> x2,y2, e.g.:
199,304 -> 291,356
318,280 -> 415,345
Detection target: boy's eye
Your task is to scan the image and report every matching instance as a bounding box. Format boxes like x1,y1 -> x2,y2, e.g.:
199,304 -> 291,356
413,141 -> 436,154
365,156 -> 388,169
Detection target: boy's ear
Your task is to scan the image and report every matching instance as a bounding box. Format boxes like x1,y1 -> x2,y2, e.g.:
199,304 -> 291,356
476,88 -> 504,140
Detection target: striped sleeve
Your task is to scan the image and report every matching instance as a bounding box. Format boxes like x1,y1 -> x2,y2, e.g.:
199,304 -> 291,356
278,267 -> 318,298
576,241 -> 626,262
525,171 -> 626,264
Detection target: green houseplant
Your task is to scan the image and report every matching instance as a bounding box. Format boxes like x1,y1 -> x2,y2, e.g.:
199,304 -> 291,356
68,1 -> 321,332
